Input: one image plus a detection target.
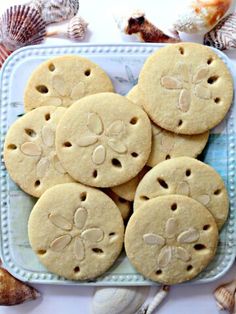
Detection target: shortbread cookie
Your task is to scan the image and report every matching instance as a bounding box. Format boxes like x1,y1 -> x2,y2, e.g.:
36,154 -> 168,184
138,43 -> 233,134
134,157 -> 228,229
111,166 -> 149,201
127,86 -> 209,166
28,183 -> 124,280
24,55 -> 114,111
125,195 -> 218,285
4,106 -> 73,197
56,93 -> 152,187
105,189 -> 132,221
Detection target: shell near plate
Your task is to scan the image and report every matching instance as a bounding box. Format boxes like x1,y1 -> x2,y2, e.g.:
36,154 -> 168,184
30,0 -> 79,25
0,44 -> 11,69
0,5 -> 46,52
67,15 -> 88,40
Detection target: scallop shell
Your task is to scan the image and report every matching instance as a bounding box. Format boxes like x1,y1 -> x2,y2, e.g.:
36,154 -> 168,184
214,284 -> 235,311
0,44 -> 11,69
67,15 -> 88,40
204,13 -> 236,50
92,287 -> 149,314
30,0 -> 79,25
0,5 -> 46,51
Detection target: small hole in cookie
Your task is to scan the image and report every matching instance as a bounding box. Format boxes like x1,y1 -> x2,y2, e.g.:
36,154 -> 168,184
37,249 -> 47,255
80,192 -> 87,201
48,63 -> 55,71
185,169 -> 191,176
25,128 -> 36,137
179,47 -> 184,55
7,144 -> 17,150
165,154 -> 171,160
214,97 -> 220,103
92,248 -> 103,254
130,117 -> 138,125
203,224 -> 210,230
118,197 -> 127,204
187,265 -> 193,271
36,85 -> 49,94
156,269 -> 162,275
74,266 -> 80,273
171,203 -> 177,211
178,120 -> 183,127
207,57 -> 213,65
208,76 -> 218,84
109,232 -> 116,236
131,152 -> 138,158
93,170 -> 98,178
194,244 -> 206,251
112,158 -> 122,168
214,189 -> 221,195
140,195 -> 150,201
45,113 -> 51,121
63,142 -> 72,147
84,69 -> 91,76
157,178 -> 168,189
34,180 -> 41,187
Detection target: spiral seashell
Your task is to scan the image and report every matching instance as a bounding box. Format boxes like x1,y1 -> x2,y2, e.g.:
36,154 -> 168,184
92,286 -> 149,314
204,13 -> 236,50
214,281 -> 236,311
0,5 -> 46,52
0,44 -> 11,69
67,15 -> 88,40
30,0 -> 79,25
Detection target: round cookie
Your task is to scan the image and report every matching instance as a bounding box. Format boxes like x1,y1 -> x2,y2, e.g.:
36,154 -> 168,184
28,183 -> 124,280
127,85 -> 209,167
125,195 -> 218,285
105,189 -> 132,221
134,157 -> 228,229
138,43 -> 233,134
56,93 -> 152,187
24,55 -> 114,111
4,106 -> 73,197
111,166 -> 149,201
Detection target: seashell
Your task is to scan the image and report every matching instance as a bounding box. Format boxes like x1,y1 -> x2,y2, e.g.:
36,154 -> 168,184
46,15 -> 88,41
92,286 -> 149,314
30,0 -> 79,25
0,44 -> 11,69
0,266 -> 40,305
171,0 -> 232,34
204,13 -> 236,50
0,5 -> 46,52
214,280 -> 236,311
113,10 -> 180,43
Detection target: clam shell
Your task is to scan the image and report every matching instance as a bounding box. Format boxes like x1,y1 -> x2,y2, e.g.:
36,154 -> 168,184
92,287 -> 149,314
67,15 -> 88,40
30,0 -> 79,25
0,44 -> 11,69
214,285 -> 235,311
0,5 -> 46,51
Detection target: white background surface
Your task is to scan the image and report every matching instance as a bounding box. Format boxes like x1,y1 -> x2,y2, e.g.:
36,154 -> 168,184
0,0 -> 236,313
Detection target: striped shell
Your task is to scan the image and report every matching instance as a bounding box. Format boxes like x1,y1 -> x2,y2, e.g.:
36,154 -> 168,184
0,44 -> 11,69
30,0 -> 79,25
204,13 -> 236,50
67,15 -> 88,40
0,5 -> 46,52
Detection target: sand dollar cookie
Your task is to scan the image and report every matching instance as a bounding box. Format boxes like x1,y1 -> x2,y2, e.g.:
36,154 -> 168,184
138,43 -> 233,134
24,55 -> 114,111
4,106 -> 73,197
134,157 -> 228,229
125,195 -> 218,285
127,85 -> 209,166
28,183 -> 124,280
56,93 -> 152,187
105,189 -> 132,221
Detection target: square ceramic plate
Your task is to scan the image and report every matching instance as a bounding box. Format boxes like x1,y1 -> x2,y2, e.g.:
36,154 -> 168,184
0,44 -> 236,285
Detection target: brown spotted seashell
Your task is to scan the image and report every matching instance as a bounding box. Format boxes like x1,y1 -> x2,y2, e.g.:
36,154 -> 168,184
0,5 -> 46,52
67,15 -> 88,40
214,281 -> 236,311
30,0 -> 79,25
0,44 -> 11,69
204,13 -> 236,50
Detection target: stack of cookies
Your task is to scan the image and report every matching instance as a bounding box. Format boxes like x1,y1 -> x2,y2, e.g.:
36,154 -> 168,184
3,43 -> 233,284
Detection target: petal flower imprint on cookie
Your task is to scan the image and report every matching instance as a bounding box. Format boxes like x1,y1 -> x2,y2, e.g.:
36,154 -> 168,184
143,218 -> 200,268
77,112 -> 128,165
48,207 -> 104,261
160,63 -> 212,112
20,125 -> 66,178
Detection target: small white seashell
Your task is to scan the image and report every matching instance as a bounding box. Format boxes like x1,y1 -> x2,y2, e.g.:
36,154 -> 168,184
92,286 -> 149,314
